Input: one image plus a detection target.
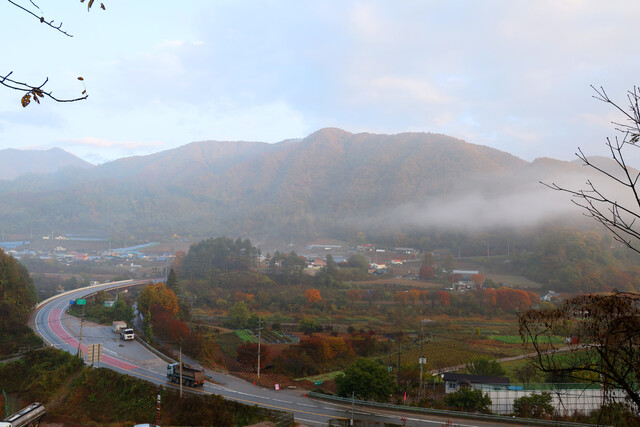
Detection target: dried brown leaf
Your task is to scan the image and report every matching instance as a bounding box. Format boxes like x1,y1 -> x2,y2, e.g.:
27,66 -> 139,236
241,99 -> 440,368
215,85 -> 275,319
21,94 -> 31,108
77,77 -> 84,81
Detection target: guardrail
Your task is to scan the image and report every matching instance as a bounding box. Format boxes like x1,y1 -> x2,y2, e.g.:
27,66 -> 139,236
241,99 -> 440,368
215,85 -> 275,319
34,278 -> 159,309
134,336 -> 176,364
31,279 -> 164,348
305,392 -> 603,427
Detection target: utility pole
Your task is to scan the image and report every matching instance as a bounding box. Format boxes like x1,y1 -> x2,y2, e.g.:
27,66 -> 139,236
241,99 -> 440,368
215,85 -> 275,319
257,317 -> 262,379
419,321 -> 424,399
396,334 -> 401,384
77,304 -> 85,357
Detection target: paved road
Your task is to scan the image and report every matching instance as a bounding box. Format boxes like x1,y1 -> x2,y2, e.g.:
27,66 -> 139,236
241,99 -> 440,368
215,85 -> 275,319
30,281 -> 525,427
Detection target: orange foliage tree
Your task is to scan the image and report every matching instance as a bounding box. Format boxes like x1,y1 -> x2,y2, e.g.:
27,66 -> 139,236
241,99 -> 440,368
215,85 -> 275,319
393,291 -> 411,304
234,291 -> 256,303
408,289 -> 421,302
346,289 -> 361,302
496,287 -> 536,311
471,274 -> 485,286
305,288 -> 322,304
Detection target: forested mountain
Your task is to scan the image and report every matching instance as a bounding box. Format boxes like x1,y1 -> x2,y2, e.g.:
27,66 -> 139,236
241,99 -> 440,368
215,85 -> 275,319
0,148 -> 92,181
0,128 -> 602,242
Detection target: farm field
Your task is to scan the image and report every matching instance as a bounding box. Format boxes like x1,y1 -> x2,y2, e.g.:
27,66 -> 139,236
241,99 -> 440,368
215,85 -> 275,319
236,329 -> 259,343
489,335 -> 565,345
484,274 -> 545,289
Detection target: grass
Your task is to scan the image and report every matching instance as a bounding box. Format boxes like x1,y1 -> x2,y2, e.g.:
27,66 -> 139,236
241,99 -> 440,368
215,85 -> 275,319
296,370 -> 344,382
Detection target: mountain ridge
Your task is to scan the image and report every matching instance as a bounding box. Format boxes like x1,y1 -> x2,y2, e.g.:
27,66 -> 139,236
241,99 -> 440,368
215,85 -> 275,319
0,128 -> 601,242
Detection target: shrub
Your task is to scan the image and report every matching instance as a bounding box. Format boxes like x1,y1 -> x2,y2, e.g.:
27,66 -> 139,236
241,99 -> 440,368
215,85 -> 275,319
512,392 -> 554,419
443,388 -> 492,413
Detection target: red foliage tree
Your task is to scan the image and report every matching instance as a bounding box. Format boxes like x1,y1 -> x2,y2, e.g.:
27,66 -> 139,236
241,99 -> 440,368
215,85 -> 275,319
419,265 -> 435,280
436,290 -> 451,306
150,304 -> 190,343
237,343 -> 268,371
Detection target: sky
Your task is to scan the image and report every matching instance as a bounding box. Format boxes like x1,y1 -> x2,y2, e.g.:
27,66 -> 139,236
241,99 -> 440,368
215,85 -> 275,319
1,1 -> 640,165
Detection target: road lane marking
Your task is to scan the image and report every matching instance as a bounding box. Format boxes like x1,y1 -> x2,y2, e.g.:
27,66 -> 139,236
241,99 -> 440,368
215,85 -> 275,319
294,417 -> 326,425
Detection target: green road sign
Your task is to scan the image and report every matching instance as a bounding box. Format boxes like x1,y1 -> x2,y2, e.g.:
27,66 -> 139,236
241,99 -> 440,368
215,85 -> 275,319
76,299 -> 86,305
314,380 -> 323,385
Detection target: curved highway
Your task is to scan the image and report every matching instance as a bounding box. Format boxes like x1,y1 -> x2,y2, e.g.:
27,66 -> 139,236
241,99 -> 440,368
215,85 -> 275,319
30,281 -> 519,427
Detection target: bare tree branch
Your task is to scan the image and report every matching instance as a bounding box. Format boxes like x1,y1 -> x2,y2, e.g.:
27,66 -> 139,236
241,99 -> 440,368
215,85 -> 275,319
1,72 -> 88,104
6,0 -> 73,37
541,86 -> 640,254
2,0 -> 105,105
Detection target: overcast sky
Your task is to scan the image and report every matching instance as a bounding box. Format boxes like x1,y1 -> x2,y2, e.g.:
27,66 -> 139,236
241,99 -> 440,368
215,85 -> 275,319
1,1 -> 639,164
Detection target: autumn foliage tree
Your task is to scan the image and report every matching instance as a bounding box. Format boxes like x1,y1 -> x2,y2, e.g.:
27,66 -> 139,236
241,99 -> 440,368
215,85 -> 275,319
436,290 -> 451,307
471,274 -> 485,286
418,265 -> 435,280
237,343 -> 268,371
304,288 -> 321,304
495,287 -> 538,311
137,282 -> 179,316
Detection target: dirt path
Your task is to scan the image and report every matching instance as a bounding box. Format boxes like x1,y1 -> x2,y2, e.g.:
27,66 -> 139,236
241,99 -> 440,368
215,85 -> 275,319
428,346 -> 573,375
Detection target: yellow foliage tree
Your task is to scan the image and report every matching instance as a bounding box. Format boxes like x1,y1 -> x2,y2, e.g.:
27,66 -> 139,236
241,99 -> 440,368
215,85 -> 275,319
137,282 -> 179,316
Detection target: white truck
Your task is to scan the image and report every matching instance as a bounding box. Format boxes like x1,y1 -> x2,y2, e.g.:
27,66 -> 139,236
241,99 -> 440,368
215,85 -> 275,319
112,321 -> 127,334
120,328 -> 135,341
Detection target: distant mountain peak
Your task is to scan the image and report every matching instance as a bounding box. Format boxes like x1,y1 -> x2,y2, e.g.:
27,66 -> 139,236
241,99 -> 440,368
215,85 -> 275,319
0,147 -> 93,181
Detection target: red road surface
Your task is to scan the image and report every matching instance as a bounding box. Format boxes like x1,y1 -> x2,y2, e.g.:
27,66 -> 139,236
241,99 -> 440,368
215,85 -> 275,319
48,308 -> 139,370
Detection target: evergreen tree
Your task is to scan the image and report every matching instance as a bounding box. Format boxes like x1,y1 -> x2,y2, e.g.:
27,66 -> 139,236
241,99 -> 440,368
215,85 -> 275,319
316,254 -> 339,287
167,269 -> 180,294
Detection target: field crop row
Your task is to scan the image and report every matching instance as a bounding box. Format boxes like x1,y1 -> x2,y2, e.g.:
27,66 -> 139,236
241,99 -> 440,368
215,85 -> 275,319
236,329 -> 259,343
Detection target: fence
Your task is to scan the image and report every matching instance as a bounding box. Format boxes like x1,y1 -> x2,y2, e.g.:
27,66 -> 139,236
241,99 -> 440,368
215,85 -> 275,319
471,383 -> 630,415
306,391 -> 600,427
